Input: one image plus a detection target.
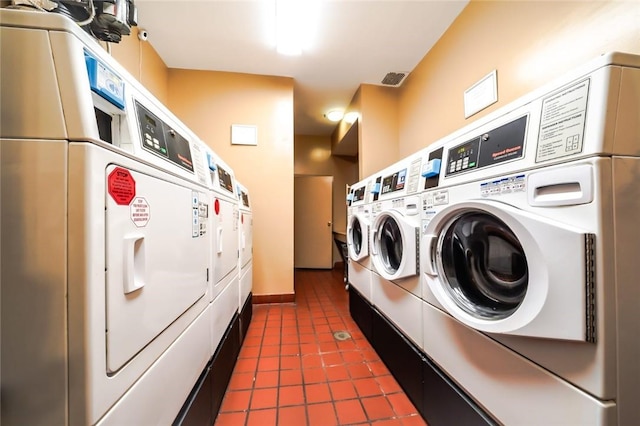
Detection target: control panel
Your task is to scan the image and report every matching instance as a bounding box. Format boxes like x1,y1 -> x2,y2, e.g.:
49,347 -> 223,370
135,101 -> 194,173
446,115 -> 528,177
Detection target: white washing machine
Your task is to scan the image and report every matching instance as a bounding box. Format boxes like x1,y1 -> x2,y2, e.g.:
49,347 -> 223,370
1,9 -> 213,425
347,176 -> 376,301
236,181 -> 253,320
420,52 -> 640,425
200,144 -> 241,355
370,152 -> 424,348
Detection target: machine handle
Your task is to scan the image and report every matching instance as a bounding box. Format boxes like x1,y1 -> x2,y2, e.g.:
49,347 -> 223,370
371,229 -> 378,255
124,234 -> 145,294
217,226 -> 224,254
528,164 -> 593,207
422,234 -> 438,276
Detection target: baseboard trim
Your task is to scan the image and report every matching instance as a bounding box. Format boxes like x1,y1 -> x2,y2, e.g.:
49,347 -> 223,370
252,293 -> 295,304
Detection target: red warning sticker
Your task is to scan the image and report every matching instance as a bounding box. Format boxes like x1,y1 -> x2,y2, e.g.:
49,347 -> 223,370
108,167 -> 136,205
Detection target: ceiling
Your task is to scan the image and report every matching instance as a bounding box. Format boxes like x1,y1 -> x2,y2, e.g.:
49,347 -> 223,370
136,1 -> 469,136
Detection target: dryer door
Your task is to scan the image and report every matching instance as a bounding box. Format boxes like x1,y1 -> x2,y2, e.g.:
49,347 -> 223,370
210,194 -> 239,298
347,212 -> 370,262
371,210 -> 418,281
105,165 -> 209,373
239,210 -> 253,270
423,200 -> 595,342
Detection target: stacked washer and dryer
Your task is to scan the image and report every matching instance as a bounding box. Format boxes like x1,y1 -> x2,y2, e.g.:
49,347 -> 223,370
0,8 -> 250,425
348,52 -> 640,426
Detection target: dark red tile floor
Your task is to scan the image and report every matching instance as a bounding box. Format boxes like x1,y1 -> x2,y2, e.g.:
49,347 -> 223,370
214,268 -> 427,426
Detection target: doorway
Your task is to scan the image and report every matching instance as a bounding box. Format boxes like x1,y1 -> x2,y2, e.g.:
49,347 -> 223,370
294,175 -> 333,268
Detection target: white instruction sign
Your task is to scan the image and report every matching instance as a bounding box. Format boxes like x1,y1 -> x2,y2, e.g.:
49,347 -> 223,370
130,197 -> 150,227
536,79 -> 590,162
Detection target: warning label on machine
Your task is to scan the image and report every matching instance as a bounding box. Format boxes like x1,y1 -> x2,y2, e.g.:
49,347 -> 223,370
108,167 -> 136,205
536,78 -> 590,163
130,197 -> 150,227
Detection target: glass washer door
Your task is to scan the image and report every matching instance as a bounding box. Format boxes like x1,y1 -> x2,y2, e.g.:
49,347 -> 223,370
348,214 -> 369,261
436,210 -> 529,320
378,215 -> 403,275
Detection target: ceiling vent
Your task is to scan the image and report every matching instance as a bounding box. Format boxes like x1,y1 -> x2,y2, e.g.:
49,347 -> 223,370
380,72 -> 409,87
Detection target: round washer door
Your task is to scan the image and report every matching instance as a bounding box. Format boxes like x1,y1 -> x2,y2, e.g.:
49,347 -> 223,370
347,213 -> 369,261
423,200 -> 592,341
436,211 -> 528,320
371,210 -> 418,281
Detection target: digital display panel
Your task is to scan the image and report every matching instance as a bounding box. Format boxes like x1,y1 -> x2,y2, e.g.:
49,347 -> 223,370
135,101 -> 194,173
380,168 -> 407,195
241,191 -> 250,207
446,138 -> 480,176
446,115 -> 527,176
352,186 -> 366,202
217,165 -> 234,193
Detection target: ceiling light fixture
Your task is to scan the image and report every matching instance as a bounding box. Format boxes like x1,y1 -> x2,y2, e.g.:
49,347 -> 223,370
324,109 -> 344,122
343,111 -> 359,124
275,0 -> 320,56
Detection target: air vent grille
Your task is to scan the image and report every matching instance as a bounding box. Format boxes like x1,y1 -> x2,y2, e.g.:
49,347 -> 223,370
381,72 -> 408,87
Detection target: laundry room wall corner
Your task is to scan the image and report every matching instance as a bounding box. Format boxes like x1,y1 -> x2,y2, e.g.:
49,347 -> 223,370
110,26 -> 169,105
167,69 -> 295,299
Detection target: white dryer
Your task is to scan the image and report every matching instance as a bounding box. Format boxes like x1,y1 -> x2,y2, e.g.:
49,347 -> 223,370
199,144 -> 241,355
1,9 -> 212,425
347,176 -> 376,301
420,52 -> 640,425
236,181 -> 253,338
370,152 -> 424,348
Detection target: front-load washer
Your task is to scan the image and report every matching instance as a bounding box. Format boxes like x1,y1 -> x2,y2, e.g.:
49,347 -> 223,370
1,9 -> 213,425
236,181 -> 253,340
347,176 -> 377,302
370,151 -> 424,348
420,52 -> 640,425
199,144 -> 241,355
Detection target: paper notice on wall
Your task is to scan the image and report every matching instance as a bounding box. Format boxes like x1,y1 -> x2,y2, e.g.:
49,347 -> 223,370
536,79 -> 590,163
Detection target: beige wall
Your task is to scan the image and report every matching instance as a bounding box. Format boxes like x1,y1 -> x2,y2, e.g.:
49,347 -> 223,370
294,134 -> 358,264
167,69 -> 295,298
108,33 -> 295,298
398,0 -> 640,157
110,27 -> 169,104
358,84 -> 399,178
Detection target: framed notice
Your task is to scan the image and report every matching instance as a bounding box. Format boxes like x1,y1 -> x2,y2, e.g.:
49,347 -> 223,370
231,124 -> 257,146
464,70 -> 498,118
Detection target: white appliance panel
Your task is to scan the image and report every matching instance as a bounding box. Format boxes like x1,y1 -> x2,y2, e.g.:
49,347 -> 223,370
372,272 -> 423,348
211,195 -> 239,296
423,198 -> 592,341
239,208 -> 253,270
240,262 -> 253,308
211,278 -> 240,356
105,165 -> 209,372
98,306 -> 212,425
348,260 -> 372,301
422,302 -> 616,425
